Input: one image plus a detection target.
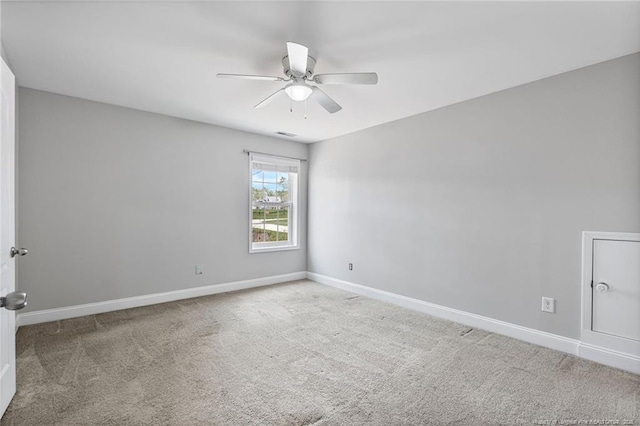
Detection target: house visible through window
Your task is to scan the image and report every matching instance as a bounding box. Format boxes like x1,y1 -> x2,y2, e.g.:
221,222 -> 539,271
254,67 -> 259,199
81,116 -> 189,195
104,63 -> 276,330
250,153 -> 299,252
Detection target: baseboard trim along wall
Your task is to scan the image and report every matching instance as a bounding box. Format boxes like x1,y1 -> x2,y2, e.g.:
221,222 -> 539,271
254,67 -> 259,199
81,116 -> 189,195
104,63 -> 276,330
16,271 -> 307,328
306,272 -> 640,375
16,270 -> 639,375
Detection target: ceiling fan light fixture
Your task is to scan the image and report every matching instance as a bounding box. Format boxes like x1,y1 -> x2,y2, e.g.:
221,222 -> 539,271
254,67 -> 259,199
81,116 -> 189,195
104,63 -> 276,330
219,41 -> 377,114
285,83 -> 313,102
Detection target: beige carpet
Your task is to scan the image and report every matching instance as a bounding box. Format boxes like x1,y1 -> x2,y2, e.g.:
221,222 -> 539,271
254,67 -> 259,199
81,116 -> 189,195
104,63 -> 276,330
1,279 -> 639,425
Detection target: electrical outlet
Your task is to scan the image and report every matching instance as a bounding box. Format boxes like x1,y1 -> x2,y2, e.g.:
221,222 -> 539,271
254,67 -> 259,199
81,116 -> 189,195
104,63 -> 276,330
195,264 -> 203,275
541,297 -> 555,313
348,263 -> 353,271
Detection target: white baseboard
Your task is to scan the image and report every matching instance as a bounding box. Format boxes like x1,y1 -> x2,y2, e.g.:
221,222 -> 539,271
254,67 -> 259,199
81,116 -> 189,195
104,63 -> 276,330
306,272 -> 640,375
577,343 -> 640,375
16,270 -> 639,375
17,271 -> 307,328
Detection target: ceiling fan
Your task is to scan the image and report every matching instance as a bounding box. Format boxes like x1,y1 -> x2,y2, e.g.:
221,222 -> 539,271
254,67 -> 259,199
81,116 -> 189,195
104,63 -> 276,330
217,42 -> 378,114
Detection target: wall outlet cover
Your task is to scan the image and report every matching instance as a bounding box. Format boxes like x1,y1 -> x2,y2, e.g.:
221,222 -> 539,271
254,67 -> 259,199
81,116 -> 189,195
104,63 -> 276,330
541,297 -> 555,313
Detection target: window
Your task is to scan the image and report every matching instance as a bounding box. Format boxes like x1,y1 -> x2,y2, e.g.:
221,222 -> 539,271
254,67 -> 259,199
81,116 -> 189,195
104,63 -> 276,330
249,153 -> 299,253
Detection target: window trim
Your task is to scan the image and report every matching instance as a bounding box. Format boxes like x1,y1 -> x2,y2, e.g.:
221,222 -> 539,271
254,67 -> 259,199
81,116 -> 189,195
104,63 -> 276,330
248,153 -> 300,254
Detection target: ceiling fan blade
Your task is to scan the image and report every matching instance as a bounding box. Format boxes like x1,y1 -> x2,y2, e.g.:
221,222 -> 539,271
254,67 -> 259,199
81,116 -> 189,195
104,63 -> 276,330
217,73 -> 284,81
286,42 -> 309,77
310,87 -> 342,114
313,73 -> 378,85
254,88 -> 285,109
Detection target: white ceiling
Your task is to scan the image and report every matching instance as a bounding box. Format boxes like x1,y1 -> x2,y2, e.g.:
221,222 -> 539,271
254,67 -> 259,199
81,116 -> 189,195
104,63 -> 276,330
3,1 -> 640,143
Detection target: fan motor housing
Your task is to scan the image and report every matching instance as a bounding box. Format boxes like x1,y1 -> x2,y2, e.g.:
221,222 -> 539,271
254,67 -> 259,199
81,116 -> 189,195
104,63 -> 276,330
282,56 -> 316,79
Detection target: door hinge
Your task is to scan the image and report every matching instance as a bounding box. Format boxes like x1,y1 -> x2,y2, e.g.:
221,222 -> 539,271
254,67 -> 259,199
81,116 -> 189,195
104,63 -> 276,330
590,280 -> 593,288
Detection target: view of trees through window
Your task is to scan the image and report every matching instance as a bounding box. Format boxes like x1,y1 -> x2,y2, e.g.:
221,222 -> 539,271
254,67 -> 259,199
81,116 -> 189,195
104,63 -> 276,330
252,169 -> 290,243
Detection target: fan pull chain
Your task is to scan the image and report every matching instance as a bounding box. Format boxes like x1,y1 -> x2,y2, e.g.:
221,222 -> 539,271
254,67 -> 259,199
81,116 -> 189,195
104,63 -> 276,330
304,99 -> 308,119
290,98 -> 293,113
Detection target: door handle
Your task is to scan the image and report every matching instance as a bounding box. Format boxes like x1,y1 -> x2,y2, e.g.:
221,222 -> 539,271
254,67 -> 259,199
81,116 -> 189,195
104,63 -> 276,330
595,282 -> 609,292
10,247 -> 28,258
1,291 -> 27,310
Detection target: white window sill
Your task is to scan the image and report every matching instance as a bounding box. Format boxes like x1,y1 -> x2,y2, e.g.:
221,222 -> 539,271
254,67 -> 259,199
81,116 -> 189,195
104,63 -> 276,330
250,245 -> 300,254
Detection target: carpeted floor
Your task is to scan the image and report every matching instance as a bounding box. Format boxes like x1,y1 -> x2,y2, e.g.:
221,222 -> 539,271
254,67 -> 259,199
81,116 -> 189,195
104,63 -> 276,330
1,280 -> 639,425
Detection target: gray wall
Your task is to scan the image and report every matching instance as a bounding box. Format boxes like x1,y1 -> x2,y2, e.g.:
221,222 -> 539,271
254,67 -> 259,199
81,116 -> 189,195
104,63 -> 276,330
0,1 -> 3,62
0,2 -> 10,68
17,88 -> 308,312
0,44 -> 9,68
308,53 -> 640,339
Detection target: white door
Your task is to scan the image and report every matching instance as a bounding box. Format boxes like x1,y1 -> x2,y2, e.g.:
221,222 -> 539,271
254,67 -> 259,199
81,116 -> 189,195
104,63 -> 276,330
592,239 -> 640,342
0,57 -> 17,417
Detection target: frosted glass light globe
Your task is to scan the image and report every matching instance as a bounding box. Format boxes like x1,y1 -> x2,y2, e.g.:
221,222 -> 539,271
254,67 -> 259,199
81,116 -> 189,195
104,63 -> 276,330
285,84 -> 312,102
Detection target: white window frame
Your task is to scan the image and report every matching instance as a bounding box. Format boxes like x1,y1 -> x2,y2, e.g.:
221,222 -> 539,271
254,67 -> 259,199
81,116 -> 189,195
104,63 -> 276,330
249,153 -> 300,253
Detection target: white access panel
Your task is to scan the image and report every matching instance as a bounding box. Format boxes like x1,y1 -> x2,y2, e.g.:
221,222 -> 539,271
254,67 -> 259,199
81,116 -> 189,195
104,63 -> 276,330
592,239 -> 640,342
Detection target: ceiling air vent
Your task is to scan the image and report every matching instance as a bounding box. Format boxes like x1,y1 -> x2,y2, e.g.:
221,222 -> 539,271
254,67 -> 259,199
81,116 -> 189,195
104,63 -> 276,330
275,131 -> 296,137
